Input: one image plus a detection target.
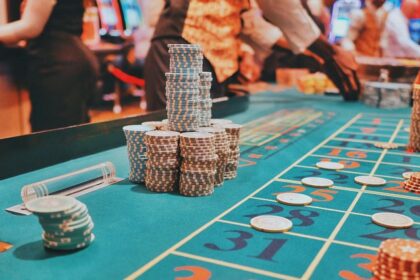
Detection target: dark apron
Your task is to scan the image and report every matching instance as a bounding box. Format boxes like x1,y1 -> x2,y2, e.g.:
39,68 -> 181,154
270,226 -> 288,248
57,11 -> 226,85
26,32 -> 99,132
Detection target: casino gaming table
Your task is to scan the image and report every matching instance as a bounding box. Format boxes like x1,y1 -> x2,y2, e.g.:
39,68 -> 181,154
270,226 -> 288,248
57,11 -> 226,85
0,89 -> 419,280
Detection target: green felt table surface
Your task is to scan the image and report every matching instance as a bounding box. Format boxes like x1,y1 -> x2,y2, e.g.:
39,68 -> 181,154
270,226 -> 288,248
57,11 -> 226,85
0,89 -> 418,280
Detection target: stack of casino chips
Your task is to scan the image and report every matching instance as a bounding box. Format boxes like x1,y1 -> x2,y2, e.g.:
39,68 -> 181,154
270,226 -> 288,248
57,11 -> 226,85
141,121 -> 167,131
211,119 -> 233,126
403,172 -> 420,194
165,44 -> 203,132
373,238 -> 420,279
144,131 -> 180,192
408,86 -> 420,152
221,123 -> 242,180
179,132 -> 217,196
197,127 -> 230,186
198,72 -> 213,127
123,125 -> 154,183
26,195 -> 94,251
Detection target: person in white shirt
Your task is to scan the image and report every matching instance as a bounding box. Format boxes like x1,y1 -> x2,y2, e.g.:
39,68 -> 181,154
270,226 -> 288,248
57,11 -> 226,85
342,0 -> 388,56
381,0 -> 420,58
241,0 -> 359,99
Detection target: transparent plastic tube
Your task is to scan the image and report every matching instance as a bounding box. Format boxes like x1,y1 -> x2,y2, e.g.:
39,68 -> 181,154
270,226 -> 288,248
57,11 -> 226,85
21,162 -> 116,203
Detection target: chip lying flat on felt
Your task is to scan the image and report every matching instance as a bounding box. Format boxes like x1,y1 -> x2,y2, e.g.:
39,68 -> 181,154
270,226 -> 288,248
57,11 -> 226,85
250,215 -> 292,233
316,161 -> 345,170
276,193 -> 313,206
301,177 -> 334,188
372,212 -> 414,229
354,176 -> 387,186
374,142 -> 399,149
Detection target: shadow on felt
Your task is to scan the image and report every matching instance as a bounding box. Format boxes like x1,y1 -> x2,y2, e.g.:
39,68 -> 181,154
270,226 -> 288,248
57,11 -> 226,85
14,240 -> 78,260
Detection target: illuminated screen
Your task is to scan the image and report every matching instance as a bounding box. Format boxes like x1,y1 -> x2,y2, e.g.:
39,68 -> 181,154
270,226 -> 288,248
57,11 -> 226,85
119,0 -> 143,33
96,0 -> 124,36
331,18 -> 350,38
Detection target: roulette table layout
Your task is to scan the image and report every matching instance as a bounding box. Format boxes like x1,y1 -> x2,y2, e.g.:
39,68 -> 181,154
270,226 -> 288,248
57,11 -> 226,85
0,89 -> 418,280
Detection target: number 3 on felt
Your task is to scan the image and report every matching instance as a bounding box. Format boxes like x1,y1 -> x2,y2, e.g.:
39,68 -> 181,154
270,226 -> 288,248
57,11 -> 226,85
204,230 -> 287,262
174,266 -> 212,280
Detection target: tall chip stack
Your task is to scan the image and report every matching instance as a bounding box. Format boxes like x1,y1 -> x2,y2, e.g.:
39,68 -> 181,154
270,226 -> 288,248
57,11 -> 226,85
408,84 -> 420,152
179,132 -> 217,196
373,238 -> 419,279
221,124 -> 242,180
197,127 -> 229,186
166,44 -> 203,132
199,72 -> 213,127
123,125 -> 154,183
144,131 -> 180,192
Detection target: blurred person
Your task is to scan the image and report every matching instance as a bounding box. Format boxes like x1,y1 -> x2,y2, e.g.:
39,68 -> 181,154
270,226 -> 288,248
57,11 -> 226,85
304,0 -> 332,35
381,0 -> 420,58
145,0 -> 360,111
0,0 -> 99,132
242,0 -> 330,78
341,0 -> 388,56
241,0 -> 324,81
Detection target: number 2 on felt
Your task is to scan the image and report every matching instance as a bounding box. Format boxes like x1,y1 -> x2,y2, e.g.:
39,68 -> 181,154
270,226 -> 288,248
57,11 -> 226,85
278,185 -> 337,202
243,204 -> 319,226
373,199 -> 420,217
361,225 -> 419,241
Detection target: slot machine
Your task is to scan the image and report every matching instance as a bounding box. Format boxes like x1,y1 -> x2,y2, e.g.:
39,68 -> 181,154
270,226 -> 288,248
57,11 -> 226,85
118,0 -> 143,36
96,0 -> 124,39
329,0 -> 361,43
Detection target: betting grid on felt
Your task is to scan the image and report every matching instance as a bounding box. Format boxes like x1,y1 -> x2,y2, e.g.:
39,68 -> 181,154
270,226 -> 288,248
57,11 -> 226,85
129,113 -> 420,280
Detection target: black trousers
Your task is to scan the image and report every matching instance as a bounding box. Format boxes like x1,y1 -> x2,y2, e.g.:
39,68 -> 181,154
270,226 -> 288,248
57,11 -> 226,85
145,37 -> 230,111
26,32 -> 99,132
261,46 -> 322,82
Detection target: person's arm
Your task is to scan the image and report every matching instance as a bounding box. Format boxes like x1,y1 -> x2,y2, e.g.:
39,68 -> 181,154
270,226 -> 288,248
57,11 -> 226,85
0,0 -> 56,44
257,0 -> 361,101
256,0 -> 321,53
241,7 -> 283,51
341,10 -> 365,52
386,16 -> 420,58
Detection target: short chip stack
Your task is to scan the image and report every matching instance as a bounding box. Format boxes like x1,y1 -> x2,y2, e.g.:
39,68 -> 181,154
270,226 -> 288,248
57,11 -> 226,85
198,72 -> 213,127
144,131 -> 180,192
373,238 -> 420,279
408,85 -> 420,152
222,124 -> 242,180
403,172 -> 420,193
123,125 -> 154,183
26,195 -> 94,251
166,44 -> 203,132
179,132 -> 217,196
197,127 -> 230,186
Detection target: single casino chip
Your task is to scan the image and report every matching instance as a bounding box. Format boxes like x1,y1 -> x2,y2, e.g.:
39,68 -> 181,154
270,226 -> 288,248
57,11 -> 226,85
316,161 -> 345,170
301,177 -> 334,188
402,172 -> 415,180
25,195 -> 77,214
374,142 -> 399,149
372,212 -> 414,229
354,176 -> 387,186
276,193 -> 313,206
250,215 -> 293,233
